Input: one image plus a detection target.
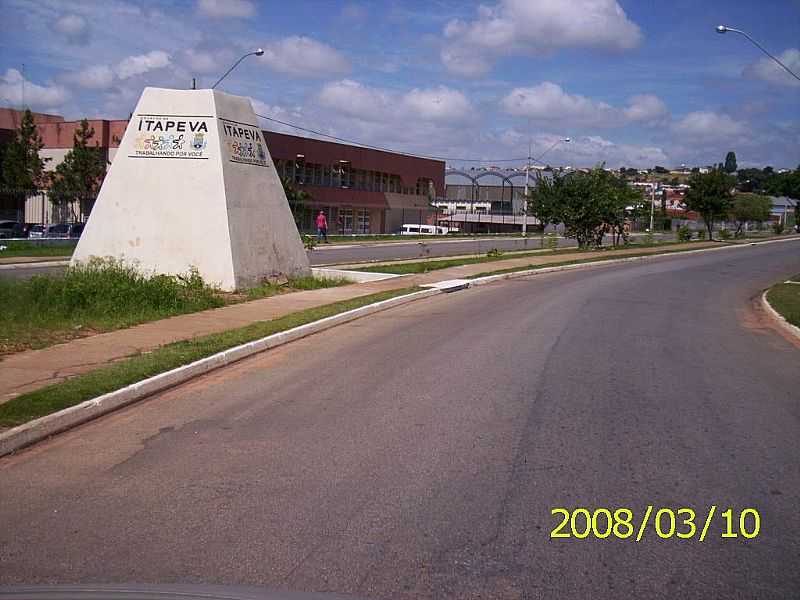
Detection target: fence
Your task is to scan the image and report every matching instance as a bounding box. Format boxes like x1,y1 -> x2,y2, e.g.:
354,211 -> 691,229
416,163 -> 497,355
0,188 -> 94,225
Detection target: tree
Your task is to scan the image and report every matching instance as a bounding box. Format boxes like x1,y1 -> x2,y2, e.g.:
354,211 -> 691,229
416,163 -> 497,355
683,168 -> 735,240
1,108 -> 48,189
49,119 -> 106,222
530,165 -> 642,248
280,176 -> 309,228
653,165 -> 669,174
765,168 -> 800,200
724,151 -> 737,174
730,193 -> 771,236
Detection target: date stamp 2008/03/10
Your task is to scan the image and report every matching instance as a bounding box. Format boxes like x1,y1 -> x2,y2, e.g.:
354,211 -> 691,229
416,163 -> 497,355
551,506 -> 761,541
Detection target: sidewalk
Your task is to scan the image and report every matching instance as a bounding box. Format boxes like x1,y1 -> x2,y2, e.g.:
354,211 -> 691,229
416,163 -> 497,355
0,241 -> 718,402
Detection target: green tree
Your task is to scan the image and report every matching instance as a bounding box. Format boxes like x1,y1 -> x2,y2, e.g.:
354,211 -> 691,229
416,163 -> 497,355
724,151 -> 738,174
684,168 -> 735,240
730,193 -> 771,236
280,176 -> 309,229
765,168 -> 800,200
526,173 -> 561,247
1,108 -> 48,189
531,165 -> 642,248
49,119 -> 106,221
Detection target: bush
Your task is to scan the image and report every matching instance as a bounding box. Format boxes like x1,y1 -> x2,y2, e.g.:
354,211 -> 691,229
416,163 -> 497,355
677,225 -> 692,242
545,233 -> 559,250
718,228 -> 731,240
0,258 -> 224,351
486,248 -> 503,258
663,218 -> 672,232
773,221 -> 785,235
696,229 -> 706,240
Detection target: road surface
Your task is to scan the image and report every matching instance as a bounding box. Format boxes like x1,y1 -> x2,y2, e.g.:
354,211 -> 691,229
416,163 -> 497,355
0,234 -> 673,279
1,240 -> 798,599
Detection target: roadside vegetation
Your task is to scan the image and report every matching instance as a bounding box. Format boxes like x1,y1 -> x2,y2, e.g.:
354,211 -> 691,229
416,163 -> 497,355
0,258 -> 349,354
767,277 -> 800,328
0,287 -> 419,428
0,240 -> 76,259
355,238 -> 709,275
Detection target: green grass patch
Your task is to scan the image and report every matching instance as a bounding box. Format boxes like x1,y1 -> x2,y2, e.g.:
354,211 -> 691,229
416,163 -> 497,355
767,278 -> 800,328
0,286 -> 419,428
0,259 -> 352,353
0,240 -> 76,258
465,243 -> 726,279
354,239 -> 695,275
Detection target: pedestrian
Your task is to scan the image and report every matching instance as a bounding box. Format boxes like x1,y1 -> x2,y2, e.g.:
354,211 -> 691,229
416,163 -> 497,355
316,210 -> 329,243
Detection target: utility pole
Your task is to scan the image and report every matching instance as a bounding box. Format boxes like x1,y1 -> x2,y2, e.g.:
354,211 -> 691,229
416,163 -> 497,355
649,184 -> 656,232
522,120 -> 532,236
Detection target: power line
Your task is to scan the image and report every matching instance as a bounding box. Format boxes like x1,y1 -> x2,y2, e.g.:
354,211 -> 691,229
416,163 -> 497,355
255,112 -> 531,164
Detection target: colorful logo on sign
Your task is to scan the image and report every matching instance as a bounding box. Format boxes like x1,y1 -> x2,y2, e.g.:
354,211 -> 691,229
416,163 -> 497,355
130,115 -> 209,159
221,120 -> 269,167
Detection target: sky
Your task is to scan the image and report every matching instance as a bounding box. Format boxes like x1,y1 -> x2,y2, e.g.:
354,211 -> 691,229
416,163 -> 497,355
0,0 -> 798,169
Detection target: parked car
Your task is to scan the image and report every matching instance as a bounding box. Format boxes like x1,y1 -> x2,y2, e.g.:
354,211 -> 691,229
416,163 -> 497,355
0,220 -> 24,239
45,223 -> 84,238
27,224 -> 46,238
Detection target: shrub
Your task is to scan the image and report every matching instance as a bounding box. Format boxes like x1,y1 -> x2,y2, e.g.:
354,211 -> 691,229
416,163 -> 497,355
677,225 -> 692,242
487,248 -> 503,258
718,228 -> 731,240
545,233 -> 558,250
696,229 -> 706,240
773,221 -> 785,235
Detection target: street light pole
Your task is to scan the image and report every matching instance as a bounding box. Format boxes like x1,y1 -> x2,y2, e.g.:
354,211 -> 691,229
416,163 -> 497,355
210,48 -> 265,90
716,25 -> 800,83
522,136 -> 570,236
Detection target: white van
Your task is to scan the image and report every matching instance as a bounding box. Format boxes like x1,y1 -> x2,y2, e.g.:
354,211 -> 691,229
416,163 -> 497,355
400,224 -> 456,235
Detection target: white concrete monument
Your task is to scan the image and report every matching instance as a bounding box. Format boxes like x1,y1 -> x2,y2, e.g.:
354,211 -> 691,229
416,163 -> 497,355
72,87 -> 310,290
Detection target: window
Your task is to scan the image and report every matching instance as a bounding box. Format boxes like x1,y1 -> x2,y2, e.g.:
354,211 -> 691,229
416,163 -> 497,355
340,207 -> 353,233
357,208 -> 370,233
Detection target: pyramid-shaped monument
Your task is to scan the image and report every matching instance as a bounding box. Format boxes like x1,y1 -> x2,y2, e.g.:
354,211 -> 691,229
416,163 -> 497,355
72,87 -> 310,290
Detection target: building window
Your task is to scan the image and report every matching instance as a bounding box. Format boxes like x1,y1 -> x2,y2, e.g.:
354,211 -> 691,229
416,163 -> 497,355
357,208 -> 370,233
340,207 -> 353,233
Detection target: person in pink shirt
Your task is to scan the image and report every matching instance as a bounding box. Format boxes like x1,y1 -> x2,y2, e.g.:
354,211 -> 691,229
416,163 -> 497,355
315,210 -> 329,243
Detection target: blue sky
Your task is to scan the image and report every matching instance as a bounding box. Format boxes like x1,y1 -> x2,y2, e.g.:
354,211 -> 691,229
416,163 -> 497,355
1,0 -> 798,168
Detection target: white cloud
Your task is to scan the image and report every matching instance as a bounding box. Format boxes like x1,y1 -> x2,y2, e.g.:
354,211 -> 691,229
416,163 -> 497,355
501,83 -> 671,128
743,48 -> 800,87
671,111 -> 748,142
74,65 -> 114,89
117,50 -> 171,80
183,48 -> 234,75
197,0 -> 255,18
0,69 -> 69,108
501,82 -> 619,127
623,94 -> 670,126
318,80 -> 473,124
53,13 -> 89,45
402,86 -> 473,122
441,0 -> 642,76
259,37 -> 351,78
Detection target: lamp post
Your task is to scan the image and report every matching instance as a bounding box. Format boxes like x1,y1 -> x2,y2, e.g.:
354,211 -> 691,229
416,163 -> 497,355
210,48 -> 265,90
522,137 -> 570,236
716,25 -> 800,83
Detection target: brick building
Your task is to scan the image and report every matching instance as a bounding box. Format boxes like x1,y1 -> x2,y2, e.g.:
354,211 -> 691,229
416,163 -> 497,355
0,108 -> 444,233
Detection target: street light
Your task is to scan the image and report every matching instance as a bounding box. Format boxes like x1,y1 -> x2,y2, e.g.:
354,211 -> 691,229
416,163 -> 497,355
522,137 -> 570,236
211,48 -> 265,90
716,25 -> 800,83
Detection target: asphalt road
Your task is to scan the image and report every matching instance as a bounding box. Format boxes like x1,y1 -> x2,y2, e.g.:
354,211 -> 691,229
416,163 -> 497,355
1,240 -> 798,599
0,234 -> 673,279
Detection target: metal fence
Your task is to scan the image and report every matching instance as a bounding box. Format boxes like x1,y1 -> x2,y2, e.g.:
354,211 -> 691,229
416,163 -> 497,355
0,188 -> 93,225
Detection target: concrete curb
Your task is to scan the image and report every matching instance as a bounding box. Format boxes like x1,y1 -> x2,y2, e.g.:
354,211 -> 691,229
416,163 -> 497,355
761,290 -> 800,342
467,236 -> 800,288
0,259 -> 70,270
0,288 -> 441,458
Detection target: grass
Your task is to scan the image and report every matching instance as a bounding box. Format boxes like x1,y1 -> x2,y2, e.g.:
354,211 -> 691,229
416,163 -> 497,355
767,277 -> 800,328
354,238 -> 699,275
0,286 -> 419,428
0,240 -> 76,258
465,243 -> 732,279
0,260 -> 351,354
